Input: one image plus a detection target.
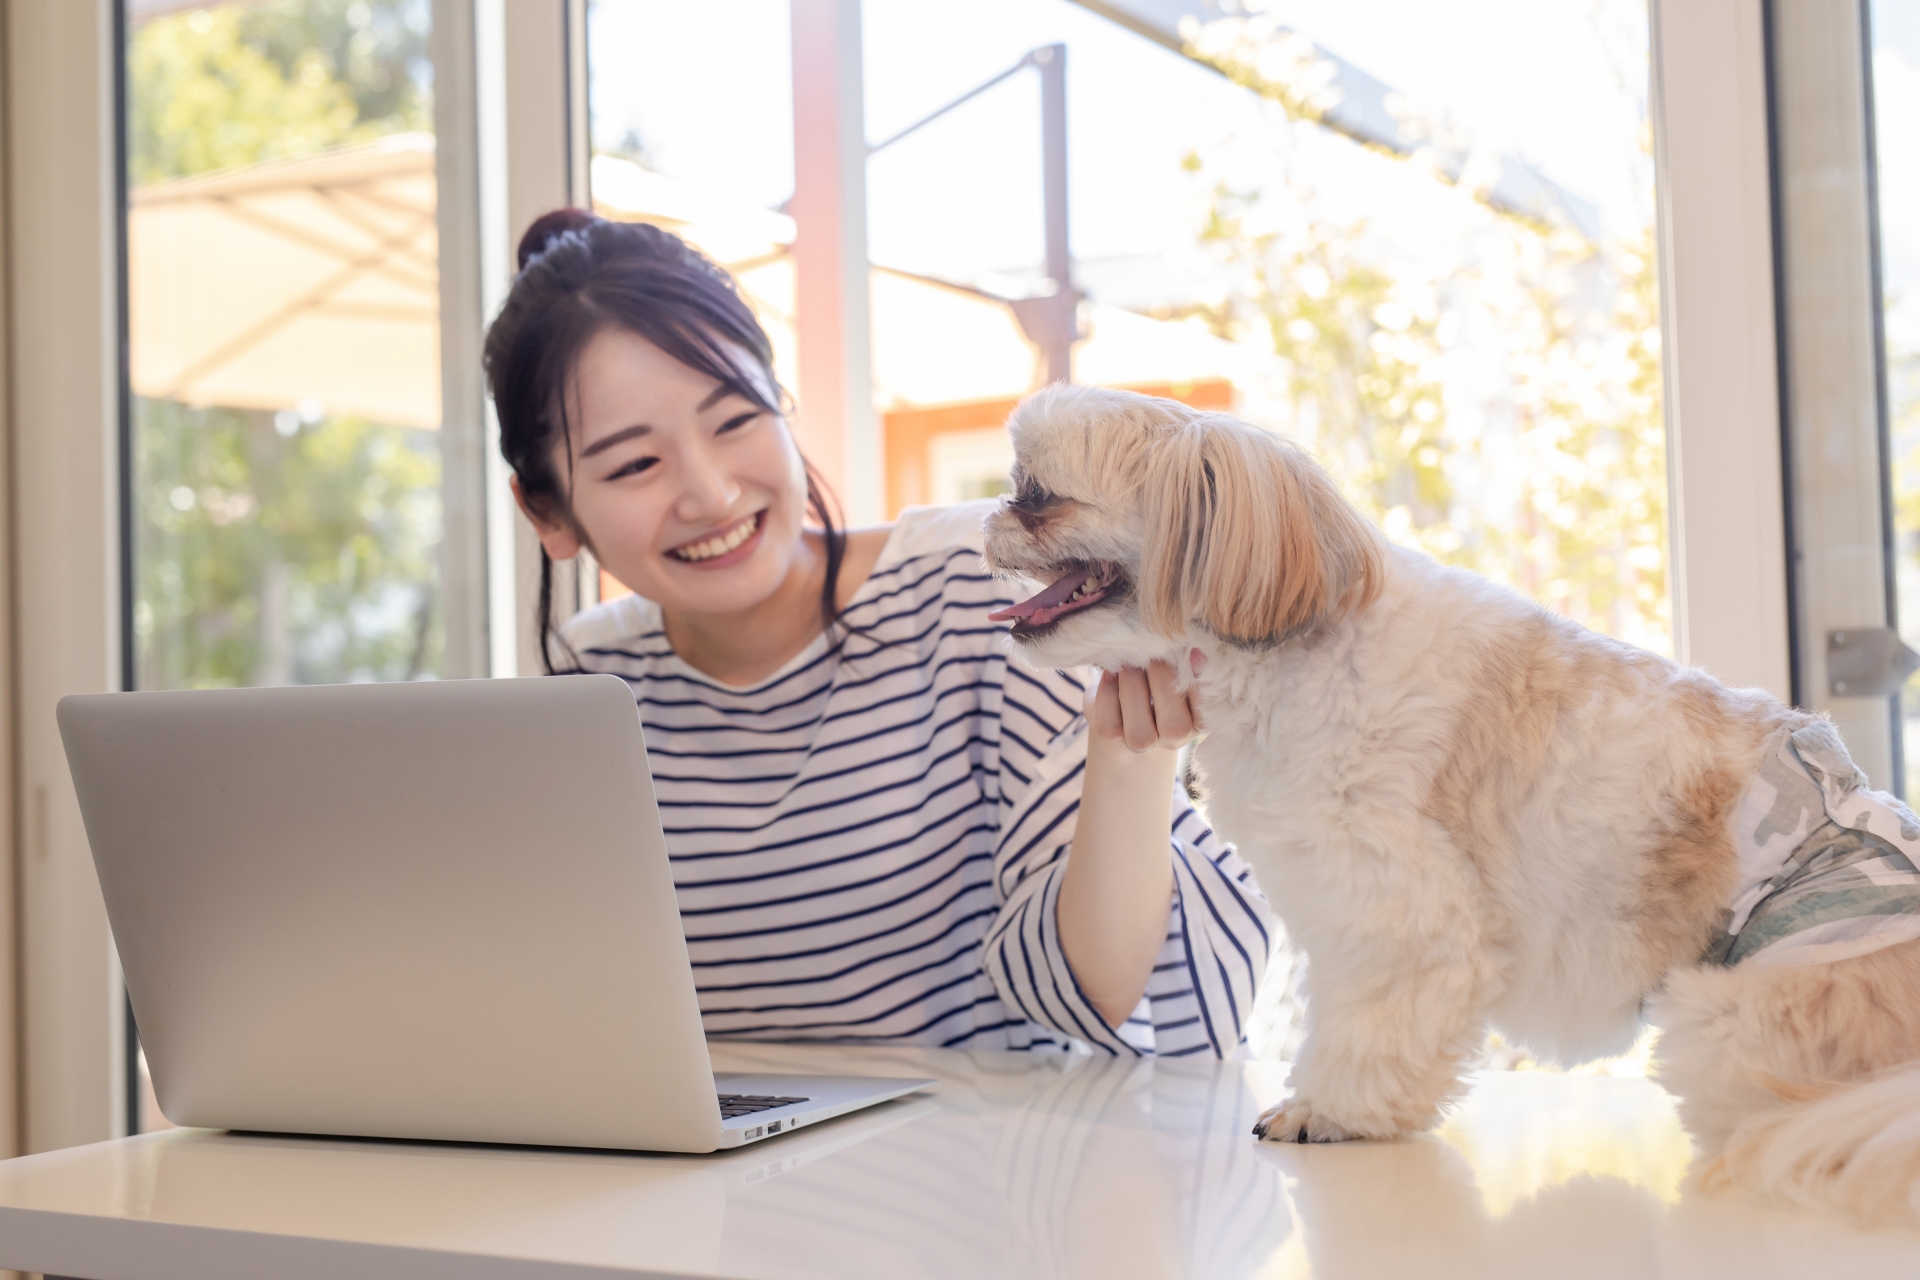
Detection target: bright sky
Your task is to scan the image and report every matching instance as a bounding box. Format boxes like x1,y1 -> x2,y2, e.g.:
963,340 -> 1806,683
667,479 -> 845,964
586,0 -> 1654,302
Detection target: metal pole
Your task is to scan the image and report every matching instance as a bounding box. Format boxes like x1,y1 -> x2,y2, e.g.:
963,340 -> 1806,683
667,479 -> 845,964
863,44 -> 1080,384
1035,43 -> 1075,384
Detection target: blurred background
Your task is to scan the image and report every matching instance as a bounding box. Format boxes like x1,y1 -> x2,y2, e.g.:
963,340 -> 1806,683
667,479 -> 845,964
124,0 -> 1675,694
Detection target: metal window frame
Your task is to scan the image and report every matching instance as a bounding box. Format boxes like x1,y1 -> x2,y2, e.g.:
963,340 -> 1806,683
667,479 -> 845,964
1650,0 -> 1794,700
1764,0 -> 1905,790
482,0 -> 592,672
7,0 -> 127,1153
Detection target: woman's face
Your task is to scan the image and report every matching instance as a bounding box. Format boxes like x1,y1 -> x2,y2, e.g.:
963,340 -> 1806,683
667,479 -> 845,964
524,326 -> 811,617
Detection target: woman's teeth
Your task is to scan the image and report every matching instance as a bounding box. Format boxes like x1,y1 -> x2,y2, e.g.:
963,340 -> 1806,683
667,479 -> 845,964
671,515 -> 757,563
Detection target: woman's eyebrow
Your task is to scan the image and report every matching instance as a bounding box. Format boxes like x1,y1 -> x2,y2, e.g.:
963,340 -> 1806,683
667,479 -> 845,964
581,387 -> 743,458
582,424 -> 652,458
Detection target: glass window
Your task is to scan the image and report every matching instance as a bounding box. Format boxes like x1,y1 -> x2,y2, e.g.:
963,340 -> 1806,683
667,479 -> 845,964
583,1 -> 1665,647
122,0 -> 443,1129
1872,2 -> 1920,798
127,0 -> 443,692
864,0 -> 1667,651
586,0 -> 796,602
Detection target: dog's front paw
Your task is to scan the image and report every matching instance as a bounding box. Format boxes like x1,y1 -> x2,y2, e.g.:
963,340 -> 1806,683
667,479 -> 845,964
1251,1098 -> 1373,1144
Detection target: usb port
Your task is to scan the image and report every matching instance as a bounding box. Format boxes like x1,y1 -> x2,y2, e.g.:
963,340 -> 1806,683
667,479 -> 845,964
768,1121 -> 782,1134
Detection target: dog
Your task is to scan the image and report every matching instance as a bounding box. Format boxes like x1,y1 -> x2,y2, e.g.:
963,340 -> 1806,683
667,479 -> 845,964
981,384 -> 1920,1222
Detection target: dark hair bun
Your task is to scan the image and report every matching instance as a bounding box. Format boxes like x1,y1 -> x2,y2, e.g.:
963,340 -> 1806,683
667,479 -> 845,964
517,207 -> 602,271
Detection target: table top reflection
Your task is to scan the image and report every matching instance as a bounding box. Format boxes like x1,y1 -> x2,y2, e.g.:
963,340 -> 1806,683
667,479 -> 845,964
0,1042 -> 1916,1279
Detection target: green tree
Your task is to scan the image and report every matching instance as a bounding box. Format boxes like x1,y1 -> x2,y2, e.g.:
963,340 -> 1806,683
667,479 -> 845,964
129,1 -> 443,689
135,402 -> 442,688
1492,223 -> 1669,647
129,1 -> 428,185
1179,14 -> 1670,651
1193,168 -> 1455,561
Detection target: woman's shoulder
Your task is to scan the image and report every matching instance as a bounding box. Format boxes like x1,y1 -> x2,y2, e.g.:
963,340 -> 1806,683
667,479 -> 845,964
877,499 -> 996,568
855,500 -> 1003,607
560,590 -> 661,659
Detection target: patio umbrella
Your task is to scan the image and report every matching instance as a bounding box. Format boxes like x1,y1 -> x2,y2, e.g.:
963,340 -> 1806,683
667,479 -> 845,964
129,132 -> 441,429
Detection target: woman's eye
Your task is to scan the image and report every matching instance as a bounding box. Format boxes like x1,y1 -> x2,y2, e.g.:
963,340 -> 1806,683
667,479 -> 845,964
606,455 -> 659,480
717,410 -> 760,435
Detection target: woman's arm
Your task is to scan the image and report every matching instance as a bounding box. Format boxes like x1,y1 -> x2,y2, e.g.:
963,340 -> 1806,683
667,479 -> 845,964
1057,661 -> 1194,1027
980,656 -> 1270,1056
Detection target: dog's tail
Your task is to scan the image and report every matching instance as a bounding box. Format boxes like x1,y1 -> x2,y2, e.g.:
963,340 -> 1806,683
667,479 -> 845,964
1704,1060 -> 1920,1222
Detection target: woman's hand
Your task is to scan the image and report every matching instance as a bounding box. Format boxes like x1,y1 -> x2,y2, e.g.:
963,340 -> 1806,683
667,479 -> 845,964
1088,650 -> 1206,753
1057,649 -> 1208,1030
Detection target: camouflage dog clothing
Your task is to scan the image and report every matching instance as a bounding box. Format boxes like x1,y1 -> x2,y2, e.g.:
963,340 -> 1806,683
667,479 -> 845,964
1704,721 -> 1920,968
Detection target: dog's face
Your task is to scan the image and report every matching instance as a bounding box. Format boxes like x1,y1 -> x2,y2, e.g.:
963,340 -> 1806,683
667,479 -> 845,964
981,386 -> 1384,671
981,415 -> 1162,672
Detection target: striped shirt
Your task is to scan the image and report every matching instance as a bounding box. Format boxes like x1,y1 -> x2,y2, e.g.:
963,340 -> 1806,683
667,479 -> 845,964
563,501 -> 1273,1056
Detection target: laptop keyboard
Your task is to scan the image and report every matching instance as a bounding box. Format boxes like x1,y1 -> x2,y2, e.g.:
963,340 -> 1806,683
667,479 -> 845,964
718,1093 -> 810,1120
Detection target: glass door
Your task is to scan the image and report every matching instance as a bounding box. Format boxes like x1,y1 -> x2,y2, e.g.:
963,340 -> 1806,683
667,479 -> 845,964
1871,2 -> 1920,797
1774,0 -> 1920,797
118,0 -> 465,1131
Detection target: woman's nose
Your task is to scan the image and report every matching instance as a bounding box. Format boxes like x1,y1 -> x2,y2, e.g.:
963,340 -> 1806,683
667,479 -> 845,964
674,448 -> 740,523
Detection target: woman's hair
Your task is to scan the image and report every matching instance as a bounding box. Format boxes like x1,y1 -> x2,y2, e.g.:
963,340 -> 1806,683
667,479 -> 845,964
482,209 -> 848,673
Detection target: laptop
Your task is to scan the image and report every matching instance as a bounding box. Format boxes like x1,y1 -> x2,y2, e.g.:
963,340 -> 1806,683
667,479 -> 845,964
57,674 -> 932,1153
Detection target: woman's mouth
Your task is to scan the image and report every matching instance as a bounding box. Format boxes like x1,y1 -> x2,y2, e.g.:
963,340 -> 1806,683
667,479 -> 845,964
988,561 -> 1125,634
667,511 -> 765,567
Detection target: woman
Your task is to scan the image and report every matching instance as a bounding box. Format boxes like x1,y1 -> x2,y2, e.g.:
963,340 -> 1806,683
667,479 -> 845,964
485,209 -> 1271,1056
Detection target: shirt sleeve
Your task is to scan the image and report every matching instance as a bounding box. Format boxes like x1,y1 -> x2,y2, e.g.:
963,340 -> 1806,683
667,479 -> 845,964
978,662 -> 1275,1057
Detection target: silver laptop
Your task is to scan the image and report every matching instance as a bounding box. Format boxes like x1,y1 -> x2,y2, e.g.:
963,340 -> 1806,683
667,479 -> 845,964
57,675 -> 931,1153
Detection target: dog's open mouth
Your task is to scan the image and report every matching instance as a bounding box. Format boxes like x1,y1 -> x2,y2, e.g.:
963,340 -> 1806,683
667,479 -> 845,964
988,561 -> 1126,634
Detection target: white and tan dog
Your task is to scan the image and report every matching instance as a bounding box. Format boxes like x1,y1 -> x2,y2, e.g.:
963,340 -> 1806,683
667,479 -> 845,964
982,385 -> 1920,1222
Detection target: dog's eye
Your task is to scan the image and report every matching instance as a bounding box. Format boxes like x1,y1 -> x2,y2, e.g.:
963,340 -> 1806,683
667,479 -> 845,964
1008,470 -> 1053,512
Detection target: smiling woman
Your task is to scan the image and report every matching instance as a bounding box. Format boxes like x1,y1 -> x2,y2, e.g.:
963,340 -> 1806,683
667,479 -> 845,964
481,211 -> 1274,1055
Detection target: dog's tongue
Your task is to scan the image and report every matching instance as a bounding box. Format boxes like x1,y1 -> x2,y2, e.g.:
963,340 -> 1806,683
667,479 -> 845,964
988,565 -> 1092,623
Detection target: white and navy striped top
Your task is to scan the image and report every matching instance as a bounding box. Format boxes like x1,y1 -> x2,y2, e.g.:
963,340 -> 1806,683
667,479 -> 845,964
562,501 -> 1273,1057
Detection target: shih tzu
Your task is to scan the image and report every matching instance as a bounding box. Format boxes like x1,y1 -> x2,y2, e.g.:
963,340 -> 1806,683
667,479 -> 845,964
981,385 -> 1920,1222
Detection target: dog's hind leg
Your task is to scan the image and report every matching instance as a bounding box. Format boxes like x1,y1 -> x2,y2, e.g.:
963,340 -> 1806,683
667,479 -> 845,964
1254,818 -> 1493,1142
1651,939 -> 1920,1221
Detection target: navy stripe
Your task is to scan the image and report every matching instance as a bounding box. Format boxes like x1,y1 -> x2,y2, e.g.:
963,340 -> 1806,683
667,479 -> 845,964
652,725 -> 989,795
687,887 -> 997,970
664,737 -> 983,835
667,780 -> 984,860
686,874 -> 993,945
680,849 -> 991,924
700,939 -> 981,1016
695,907 -> 997,993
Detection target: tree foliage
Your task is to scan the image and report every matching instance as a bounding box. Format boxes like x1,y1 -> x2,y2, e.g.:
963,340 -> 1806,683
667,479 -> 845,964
1181,20 -> 1670,652
130,1 -> 429,185
135,402 -> 442,687
129,1 -> 443,688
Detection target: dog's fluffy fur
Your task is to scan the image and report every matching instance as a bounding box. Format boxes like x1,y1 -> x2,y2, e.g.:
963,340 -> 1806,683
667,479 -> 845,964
981,384 -> 1920,1222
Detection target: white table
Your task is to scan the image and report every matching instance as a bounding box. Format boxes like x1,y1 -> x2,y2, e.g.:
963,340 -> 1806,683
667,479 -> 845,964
0,1042 -> 1915,1279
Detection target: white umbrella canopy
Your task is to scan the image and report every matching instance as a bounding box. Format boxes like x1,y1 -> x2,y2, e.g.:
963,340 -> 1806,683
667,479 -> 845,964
129,132 -> 440,429
128,138 -> 1274,437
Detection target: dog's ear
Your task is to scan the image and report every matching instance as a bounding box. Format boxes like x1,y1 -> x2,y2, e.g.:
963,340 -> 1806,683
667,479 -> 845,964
1137,418 -> 1384,644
